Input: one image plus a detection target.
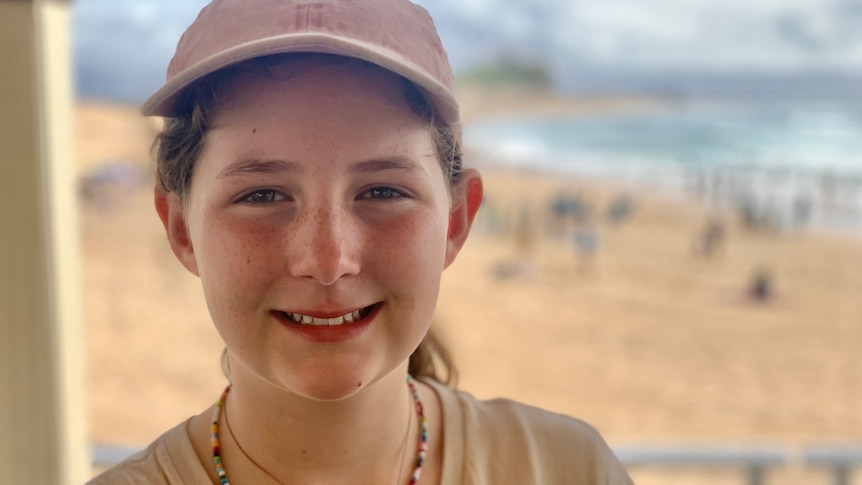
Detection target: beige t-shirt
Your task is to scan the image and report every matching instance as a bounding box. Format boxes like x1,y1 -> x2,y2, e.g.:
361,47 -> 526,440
89,380 -> 633,484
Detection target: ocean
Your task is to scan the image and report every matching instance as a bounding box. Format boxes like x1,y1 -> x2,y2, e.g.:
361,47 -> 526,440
464,99 -> 862,235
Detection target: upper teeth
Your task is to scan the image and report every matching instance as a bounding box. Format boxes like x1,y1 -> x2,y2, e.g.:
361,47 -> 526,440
285,309 -> 363,326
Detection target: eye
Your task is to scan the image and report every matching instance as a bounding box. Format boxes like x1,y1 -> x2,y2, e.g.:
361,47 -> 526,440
358,187 -> 406,200
241,189 -> 284,204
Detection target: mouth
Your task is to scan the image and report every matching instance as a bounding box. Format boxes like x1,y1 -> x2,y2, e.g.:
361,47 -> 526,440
277,303 -> 378,327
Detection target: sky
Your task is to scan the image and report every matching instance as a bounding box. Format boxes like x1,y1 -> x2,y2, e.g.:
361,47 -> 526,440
72,0 -> 862,102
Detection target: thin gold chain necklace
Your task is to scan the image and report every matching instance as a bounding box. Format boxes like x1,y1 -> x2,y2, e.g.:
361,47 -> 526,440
210,375 -> 428,485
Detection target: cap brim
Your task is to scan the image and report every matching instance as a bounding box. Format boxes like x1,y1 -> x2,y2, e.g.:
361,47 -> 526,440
141,33 -> 459,123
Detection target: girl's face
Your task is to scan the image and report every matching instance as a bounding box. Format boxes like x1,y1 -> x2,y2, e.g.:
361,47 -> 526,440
156,58 -> 481,401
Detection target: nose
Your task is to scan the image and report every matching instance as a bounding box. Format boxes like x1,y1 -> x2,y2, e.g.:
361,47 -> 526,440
287,202 -> 361,285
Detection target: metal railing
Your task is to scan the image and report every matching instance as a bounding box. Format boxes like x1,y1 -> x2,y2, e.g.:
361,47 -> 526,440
615,445 -> 787,485
91,446 -> 140,471
804,446 -> 862,485
91,444 -> 862,484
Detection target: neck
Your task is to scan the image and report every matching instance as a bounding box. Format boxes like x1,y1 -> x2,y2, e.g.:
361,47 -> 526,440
220,364 -> 417,484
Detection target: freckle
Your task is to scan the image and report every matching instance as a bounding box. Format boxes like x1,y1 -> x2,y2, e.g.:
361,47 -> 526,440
252,128 -> 257,134
301,449 -> 307,455
246,256 -> 250,264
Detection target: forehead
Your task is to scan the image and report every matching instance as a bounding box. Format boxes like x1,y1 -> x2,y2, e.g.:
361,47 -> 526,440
196,56 -> 437,174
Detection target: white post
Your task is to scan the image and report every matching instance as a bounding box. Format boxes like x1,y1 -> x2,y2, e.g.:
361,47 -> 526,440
0,0 -> 89,483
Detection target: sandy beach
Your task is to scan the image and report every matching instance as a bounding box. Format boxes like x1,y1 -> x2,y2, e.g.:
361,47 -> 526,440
78,97 -> 862,484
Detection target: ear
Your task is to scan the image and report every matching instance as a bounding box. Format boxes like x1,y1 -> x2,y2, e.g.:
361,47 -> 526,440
154,184 -> 200,276
444,168 -> 483,269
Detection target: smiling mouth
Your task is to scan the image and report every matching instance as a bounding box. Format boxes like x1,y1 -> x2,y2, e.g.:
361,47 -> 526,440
279,304 -> 377,326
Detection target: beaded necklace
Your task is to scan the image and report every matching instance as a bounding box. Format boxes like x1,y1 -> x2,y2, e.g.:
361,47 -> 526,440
210,374 -> 428,485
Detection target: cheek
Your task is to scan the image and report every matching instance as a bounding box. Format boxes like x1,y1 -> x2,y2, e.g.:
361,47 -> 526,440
370,209 -> 449,290
193,213 -> 284,300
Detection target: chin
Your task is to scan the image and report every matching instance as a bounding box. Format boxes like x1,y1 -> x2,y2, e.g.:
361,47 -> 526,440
276,362 -> 384,402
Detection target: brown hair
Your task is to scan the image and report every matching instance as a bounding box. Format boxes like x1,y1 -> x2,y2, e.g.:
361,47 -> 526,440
156,54 -> 461,386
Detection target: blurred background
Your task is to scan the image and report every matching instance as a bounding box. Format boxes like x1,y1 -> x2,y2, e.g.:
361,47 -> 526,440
70,1 -> 862,483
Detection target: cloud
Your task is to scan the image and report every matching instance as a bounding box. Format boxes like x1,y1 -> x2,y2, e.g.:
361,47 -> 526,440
73,0 -> 209,101
424,0 -> 862,70
73,0 -> 862,101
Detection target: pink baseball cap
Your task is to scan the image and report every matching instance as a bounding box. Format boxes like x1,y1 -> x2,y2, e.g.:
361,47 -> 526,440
142,0 -> 459,123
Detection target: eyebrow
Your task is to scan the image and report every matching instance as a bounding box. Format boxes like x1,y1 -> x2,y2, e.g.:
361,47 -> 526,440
349,156 -> 427,176
216,155 -> 426,180
217,158 -> 302,180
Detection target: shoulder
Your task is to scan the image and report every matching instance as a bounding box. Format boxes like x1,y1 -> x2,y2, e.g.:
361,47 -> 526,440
87,418 -> 209,485
433,383 -> 633,484
460,390 -> 619,464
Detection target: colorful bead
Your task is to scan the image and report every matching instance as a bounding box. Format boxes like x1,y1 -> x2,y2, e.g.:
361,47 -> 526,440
210,385 -> 231,484
211,375 -> 428,485
405,374 -> 428,485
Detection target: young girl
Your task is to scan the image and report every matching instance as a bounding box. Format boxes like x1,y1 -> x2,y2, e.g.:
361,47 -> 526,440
90,0 -> 632,483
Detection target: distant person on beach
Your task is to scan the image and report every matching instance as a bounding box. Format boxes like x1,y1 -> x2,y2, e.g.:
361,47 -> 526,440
548,189 -> 591,236
792,193 -> 814,229
606,193 -> 635,227
693,216 -> 726,257
548,189 -> 572,237
79,159 -> 146,212
746,266 -> 776,303
513,204 -> 537,273
88,1 -> 632,484
574,220 -> 601,272
476,194 -> 505,235
491,203 -> 538,281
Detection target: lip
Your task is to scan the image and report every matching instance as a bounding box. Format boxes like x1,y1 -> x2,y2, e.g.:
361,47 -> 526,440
272,303 -> 381,344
